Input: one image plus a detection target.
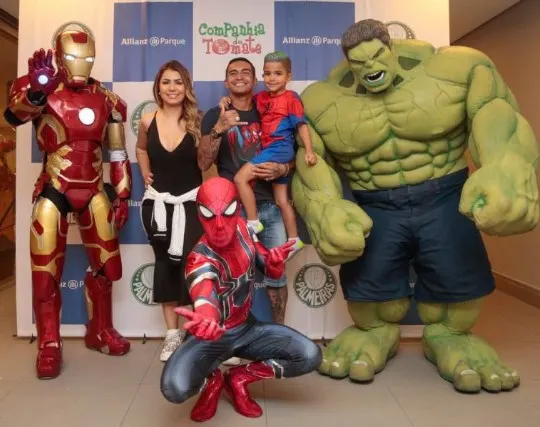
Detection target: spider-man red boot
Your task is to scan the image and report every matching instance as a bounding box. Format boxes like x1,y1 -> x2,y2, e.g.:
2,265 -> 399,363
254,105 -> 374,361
224,361 -> 275,418
190,369 -> 225,422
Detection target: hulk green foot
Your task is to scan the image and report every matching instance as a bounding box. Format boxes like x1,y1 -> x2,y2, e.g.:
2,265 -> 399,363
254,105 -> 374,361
319,298 -> 409,382
419,299 -> 520,393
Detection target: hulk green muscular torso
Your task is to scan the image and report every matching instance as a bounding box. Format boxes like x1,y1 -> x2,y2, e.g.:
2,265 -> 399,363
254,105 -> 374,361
302,39 -> 516,191
305,42 -> 473,190
292,20 -> 539,394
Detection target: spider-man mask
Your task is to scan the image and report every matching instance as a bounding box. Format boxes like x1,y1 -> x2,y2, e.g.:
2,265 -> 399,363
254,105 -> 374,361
196,177 -> 239,248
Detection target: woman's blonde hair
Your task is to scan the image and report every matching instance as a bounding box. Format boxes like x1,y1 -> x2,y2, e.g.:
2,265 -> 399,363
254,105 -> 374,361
152,60 -> 201,145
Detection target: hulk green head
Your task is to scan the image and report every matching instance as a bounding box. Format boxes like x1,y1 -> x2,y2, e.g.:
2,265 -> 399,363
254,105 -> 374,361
342,19 -> 396,93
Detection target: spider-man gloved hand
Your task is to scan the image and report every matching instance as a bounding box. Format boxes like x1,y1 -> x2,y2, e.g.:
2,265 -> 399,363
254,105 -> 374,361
175,307 -> 225,341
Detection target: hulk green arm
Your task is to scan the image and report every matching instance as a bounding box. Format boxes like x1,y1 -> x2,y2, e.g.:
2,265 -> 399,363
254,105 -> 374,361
292,122 -> 372,265
292,122 -> 343,216
466,64 -> 538,168
460,61 -> 540,234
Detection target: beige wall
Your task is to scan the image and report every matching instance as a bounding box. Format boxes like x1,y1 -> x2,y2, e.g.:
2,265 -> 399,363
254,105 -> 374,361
0,28 -> 17,171
454,0 -> 540,288
0,27 -> 17,253
0,27 -> 17,137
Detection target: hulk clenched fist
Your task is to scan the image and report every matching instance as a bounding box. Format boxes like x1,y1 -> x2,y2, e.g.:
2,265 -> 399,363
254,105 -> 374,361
292,19 -> 538,393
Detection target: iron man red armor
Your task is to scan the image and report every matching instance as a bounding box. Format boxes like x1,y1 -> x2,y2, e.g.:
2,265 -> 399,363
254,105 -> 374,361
3,28 -> 132,379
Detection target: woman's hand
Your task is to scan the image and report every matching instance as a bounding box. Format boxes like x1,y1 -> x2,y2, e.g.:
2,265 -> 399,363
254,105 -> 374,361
143,170 -> 153,188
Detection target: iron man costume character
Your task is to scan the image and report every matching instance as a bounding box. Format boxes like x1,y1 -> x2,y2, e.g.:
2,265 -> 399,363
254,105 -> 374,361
3,27 -> 132,379
160,177 -> 321,422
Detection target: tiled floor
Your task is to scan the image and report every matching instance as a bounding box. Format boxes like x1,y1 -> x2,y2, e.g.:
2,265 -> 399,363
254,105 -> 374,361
0,282 -> 539,427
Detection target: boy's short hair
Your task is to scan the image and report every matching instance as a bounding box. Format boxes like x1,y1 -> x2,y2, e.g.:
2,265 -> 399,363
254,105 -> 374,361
264,51 -> 292,72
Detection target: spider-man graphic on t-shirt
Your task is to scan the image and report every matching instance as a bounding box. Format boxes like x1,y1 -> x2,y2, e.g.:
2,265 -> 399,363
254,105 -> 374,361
226,121 -> 261,169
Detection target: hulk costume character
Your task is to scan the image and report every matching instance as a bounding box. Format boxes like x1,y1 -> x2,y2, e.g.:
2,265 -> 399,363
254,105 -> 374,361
291,19 -> 539,393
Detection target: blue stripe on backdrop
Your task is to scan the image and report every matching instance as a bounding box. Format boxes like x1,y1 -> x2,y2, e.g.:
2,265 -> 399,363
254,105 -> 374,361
58,244 -> 89,325
274,1 -> 355,80
118,163 -> 149,245
113,2 -> 194,82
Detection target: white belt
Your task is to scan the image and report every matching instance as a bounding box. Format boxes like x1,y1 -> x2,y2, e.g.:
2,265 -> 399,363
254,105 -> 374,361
142,185 -> 200,257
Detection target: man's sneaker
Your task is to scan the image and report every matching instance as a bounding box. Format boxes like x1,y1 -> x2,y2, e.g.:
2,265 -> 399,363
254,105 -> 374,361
160,329 -> 184,362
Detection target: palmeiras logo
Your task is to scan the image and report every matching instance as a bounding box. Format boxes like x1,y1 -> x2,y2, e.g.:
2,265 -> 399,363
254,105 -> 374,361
131,263 -> 157,306
130,100 -> 158,137
51,21 -> 95,47
293,263 -> 337,308
385,21 -> 416,40
198,21 -> 266,56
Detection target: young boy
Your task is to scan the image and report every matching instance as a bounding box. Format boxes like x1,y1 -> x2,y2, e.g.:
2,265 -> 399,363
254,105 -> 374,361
224,51 -> 317,258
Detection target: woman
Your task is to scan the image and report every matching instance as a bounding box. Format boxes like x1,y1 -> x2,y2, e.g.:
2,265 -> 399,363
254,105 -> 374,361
136,60 -> 204,362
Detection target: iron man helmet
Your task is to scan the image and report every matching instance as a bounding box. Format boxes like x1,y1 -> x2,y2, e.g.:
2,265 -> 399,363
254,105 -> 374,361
53,24 -> 95,87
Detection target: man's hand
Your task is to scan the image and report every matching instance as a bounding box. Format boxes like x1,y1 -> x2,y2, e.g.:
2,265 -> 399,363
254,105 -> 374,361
27,49 -> 59,96
175,307 -> 225,341
218,96 -> 232,111
252,162 -> 288,181
213,103 -> 248,134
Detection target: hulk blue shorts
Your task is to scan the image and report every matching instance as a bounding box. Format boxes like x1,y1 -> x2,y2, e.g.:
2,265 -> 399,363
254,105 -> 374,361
339,168 -> 495,303
250,140 -> 295,185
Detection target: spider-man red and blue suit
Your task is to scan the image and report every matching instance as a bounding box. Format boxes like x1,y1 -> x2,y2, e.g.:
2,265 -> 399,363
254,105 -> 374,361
160,177 -> 321,422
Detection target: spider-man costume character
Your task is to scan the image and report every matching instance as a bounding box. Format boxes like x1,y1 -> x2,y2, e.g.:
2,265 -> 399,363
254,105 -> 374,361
160,177 -> 321,422
251,90 -> 305,184
3,26 -> 131,379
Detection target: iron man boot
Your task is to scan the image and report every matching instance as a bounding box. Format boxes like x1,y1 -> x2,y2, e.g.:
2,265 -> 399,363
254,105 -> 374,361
33,271 -> 63,379
83,272 -> 130,355
224,361 -> 275,418
190,369 -> 225,422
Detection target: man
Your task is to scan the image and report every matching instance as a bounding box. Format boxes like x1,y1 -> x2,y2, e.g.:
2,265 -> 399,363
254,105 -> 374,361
198,57 -> 293,326
160,177 -> 321,422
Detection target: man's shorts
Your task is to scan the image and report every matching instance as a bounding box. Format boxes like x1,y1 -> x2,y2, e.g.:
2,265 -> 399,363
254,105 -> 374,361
339,168 -> 495,303
250,141 -> 295,185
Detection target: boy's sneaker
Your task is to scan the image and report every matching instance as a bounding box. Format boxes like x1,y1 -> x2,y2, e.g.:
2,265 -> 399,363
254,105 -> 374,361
247,219 -> 264,234
287,237 -> 305,260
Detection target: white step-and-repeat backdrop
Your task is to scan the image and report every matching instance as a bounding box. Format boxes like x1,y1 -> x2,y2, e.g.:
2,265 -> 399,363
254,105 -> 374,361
15,0 -> 449,339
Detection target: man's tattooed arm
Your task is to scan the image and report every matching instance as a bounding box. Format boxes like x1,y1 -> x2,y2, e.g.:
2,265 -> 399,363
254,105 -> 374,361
198,134 -> 221,171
